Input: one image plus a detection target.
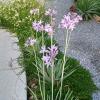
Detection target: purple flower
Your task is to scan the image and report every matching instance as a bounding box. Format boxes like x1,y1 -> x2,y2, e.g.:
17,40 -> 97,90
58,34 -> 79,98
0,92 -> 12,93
42,55 -> 51,66
45,8 -> 57,16
25,37 -> 36,47
44,24 -> 53,34
30,8 -> 39,15
32,20 -> 44,32
60,12 -> 82,31
40,45 -> 49,54
48,45 -> 58,59
41,44 -> 58,66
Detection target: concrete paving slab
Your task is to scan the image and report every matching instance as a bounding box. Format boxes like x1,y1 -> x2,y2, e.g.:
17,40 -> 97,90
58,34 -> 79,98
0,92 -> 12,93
0,29 -> 26,100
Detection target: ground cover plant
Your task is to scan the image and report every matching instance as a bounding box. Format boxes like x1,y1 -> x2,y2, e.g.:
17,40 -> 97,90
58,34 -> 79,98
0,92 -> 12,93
0,0 -> 97,100
75,0 -> 100,20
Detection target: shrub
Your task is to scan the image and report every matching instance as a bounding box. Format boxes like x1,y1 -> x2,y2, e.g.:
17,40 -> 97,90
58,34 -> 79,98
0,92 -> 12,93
76,0 -> 100,20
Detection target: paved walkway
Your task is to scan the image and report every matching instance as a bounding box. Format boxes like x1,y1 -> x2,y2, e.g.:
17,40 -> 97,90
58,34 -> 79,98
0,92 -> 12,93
0,29 -> 26,100
45,0 -> 100,99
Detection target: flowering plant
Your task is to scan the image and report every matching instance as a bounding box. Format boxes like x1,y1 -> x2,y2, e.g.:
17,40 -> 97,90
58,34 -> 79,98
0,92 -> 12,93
24,7 -> 82,100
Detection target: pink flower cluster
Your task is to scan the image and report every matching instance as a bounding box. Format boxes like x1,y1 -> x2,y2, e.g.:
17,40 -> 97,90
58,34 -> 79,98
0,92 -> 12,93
44,24 -> 53,34
32,20 -> 44,32
25,37 -> 36,47
30,8 -> 39,15
32,20 -> 53,34
45,8 -> 57,16
60,12 -> 82,31
40,45 -> 58,66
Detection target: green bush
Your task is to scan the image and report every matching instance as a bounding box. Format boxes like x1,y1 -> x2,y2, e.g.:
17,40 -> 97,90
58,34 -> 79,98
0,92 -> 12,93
0,0 -> 97,99
76,0 -> 100,20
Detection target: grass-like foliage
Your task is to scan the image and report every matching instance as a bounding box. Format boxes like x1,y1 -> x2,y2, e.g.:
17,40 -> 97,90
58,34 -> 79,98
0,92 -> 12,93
76,0 -> 100,20
0,0 -> 97,100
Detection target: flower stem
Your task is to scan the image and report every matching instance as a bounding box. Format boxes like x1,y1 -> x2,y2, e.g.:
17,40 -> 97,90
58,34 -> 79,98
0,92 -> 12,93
33,48 -> 43,100
42,31 -> 45,100
50,15 -> 54,100
59,29 -> 69,100
50,34 -> 54,100
51,60 -> 54,100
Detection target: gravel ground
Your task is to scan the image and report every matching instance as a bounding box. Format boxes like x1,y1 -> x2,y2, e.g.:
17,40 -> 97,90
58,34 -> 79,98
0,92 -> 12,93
45,0 -> 100,99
